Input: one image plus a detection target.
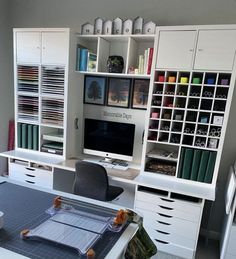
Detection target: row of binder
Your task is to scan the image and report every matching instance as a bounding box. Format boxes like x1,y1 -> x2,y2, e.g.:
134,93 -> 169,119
178,147 -> 216,183
18,123 -> 38,150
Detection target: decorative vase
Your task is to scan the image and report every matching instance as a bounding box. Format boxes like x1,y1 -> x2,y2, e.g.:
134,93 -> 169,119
107,56 -> 124,73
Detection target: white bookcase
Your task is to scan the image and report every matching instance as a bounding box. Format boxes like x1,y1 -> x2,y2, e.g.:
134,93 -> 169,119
134,25 -> 236,259
14,28 -> 82,159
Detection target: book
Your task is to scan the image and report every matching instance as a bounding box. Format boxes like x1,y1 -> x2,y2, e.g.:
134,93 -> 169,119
177,148 -> 185,178
21,123 -> 28,149
190,149 -> 202,181
204,152 -> 217,183
17,123 -> 22,148
138,54 -> 144,74
147,47 -> 154,75
79,48 -> 88,71
197,151 -> 210,182
87,52 -> 97,72
27,124 -> 33,149
182,148 -> 194,179
33,125 -> 38,150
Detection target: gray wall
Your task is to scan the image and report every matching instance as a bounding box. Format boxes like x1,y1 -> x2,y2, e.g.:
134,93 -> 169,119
0,0 -> 14,174
7,0 -> 236,235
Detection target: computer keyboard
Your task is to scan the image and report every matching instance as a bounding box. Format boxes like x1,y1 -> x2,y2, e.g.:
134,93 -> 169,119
83,159 -> 128,170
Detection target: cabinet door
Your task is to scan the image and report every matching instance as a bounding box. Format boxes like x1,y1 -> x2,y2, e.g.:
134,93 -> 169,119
156,31 -> 196,69
194,30 -> 236,70
42,32 -> 69,64
16,32 -> 41,63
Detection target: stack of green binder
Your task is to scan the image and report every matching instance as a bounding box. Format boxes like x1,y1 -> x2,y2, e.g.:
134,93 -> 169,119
178,148 -> 216,184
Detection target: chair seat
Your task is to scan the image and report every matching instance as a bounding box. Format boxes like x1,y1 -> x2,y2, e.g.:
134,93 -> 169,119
107,185 -> 124,201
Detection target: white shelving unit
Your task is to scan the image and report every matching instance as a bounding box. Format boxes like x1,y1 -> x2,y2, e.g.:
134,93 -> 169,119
1,28 -> 83,188
135,25 -> 236,259
14,28 -> 82,159
76,34 -> 155,77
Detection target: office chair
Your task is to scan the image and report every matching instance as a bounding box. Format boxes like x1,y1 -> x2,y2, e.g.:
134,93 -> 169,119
72,161 -> 124,201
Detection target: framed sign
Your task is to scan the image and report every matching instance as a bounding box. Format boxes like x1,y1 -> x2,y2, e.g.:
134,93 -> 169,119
84,76 -> 106,105
107,78 -> 131,108
131,79 -> 150,109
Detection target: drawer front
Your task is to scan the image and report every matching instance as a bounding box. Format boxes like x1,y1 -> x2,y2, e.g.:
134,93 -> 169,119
152,238 -> 195,259
135,200 -> 200,222
145,225 -> 195,248
136,208 -> 199,240
136,191 -> 202,214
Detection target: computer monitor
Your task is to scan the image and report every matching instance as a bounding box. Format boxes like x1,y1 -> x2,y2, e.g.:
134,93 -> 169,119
83,118 -> 135,162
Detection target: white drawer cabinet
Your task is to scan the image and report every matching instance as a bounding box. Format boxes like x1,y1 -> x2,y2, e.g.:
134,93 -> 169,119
134,186 -> 204,259
9,159 -> 53,189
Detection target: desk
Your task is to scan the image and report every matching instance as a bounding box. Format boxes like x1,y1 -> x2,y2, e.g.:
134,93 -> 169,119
0,177 -> 138,259
56,158 -> 140,182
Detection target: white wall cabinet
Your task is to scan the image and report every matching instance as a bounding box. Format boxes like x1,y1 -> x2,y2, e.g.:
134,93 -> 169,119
16,31 -> 69,65
156,28 -> 236,71
16,31 -> 41,63
194,30 -> 236,71
156,31 -> 196,70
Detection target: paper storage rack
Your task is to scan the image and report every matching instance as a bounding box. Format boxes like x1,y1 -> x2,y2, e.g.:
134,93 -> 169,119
144,69 -> 231,183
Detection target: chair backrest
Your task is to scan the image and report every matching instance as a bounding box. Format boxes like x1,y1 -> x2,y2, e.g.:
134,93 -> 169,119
72,161 -> 109,201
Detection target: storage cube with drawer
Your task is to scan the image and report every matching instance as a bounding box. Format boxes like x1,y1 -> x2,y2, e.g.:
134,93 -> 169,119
134,186 -> 204,259
9,159 -> 53,189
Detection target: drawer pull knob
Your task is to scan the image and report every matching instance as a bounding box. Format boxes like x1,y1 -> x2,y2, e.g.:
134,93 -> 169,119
157,213 -> 173,218
159,205 -> 173,210
155,239 -> 169,244
25,174 -> 35,178
26,167 -> 36,171
156,230 -> 170,235
157,220 -> 171,226
160,198 -> 174,203
25,180 -> 35,184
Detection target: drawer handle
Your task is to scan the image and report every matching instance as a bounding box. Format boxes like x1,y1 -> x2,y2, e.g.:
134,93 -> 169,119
25,174 -> 35,178
26,167 -> 36,171
25,180 -> 35,184
158,205 -> 173,210
156,230 -> 170,235
155,239 -> 169,244
157,220 -> 171,226
160,198 -> 174,203
157,213 -> 173,218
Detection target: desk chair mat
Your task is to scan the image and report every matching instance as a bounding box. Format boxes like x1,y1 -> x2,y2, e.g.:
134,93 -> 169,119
0,182 -> 128,259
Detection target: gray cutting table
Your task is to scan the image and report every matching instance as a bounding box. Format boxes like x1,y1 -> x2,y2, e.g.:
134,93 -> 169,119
0,180 -> 135,259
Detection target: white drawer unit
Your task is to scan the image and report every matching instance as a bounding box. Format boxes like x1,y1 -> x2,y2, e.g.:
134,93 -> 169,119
9,159 -> 53,189
134,185 -> 204,259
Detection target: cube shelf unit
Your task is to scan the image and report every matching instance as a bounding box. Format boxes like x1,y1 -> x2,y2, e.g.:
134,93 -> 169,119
141,25 -> 236,201
14,28 -> 82,159
76,34 -> 155,78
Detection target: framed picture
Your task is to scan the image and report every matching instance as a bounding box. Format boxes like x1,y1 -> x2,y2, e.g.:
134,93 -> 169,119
107,78 -> 131,108
84,76 -> 106,105
131,79 -> 150,109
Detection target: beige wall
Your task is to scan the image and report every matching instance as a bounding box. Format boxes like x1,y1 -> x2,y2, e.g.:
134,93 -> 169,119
6,0 -> 236,234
